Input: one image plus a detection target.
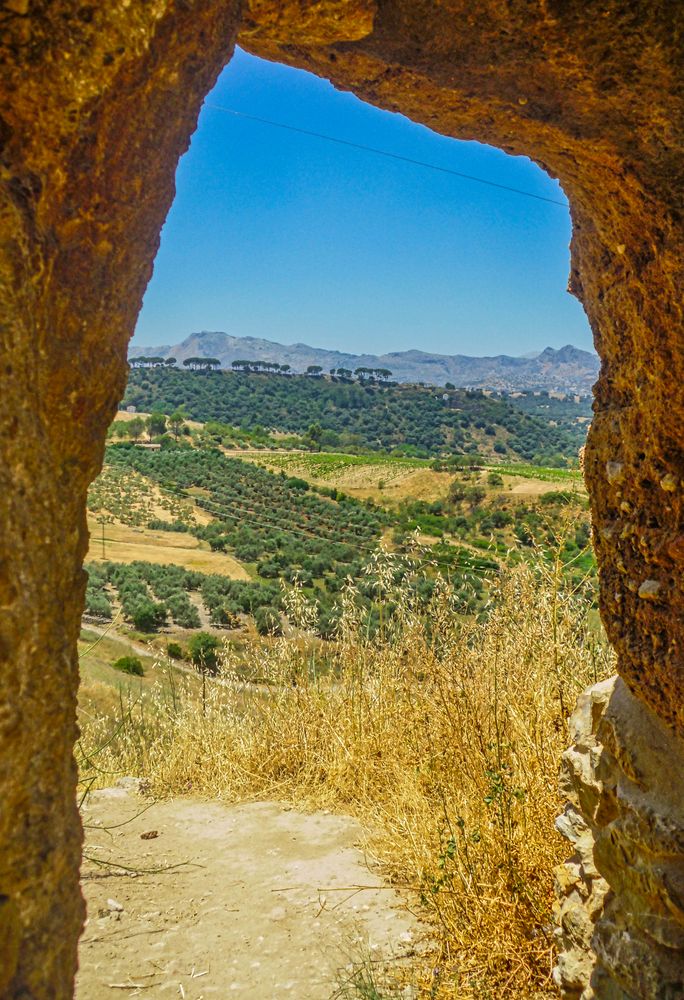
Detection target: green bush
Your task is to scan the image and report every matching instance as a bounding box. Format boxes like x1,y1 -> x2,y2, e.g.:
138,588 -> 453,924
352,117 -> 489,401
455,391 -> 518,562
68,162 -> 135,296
188,632 -> 221,674
113,655 -> 144,676
254,606 -> 282,636
131,599 -> 167,633
167,641 -> 184,660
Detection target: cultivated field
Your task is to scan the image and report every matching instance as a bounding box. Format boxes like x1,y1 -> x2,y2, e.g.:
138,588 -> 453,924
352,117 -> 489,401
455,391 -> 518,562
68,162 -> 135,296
242,450 -> 453,503
243,449 -> 585,504
86,517 -> 251,578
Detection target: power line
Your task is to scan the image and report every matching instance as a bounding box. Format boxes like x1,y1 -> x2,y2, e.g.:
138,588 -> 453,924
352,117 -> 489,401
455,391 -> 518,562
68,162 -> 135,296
205,103 -> 568,209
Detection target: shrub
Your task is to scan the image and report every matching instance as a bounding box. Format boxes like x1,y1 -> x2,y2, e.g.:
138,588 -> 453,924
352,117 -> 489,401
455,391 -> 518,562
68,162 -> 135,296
113,655 -> 144,677
188,632 -> 221,674
167,642 -> 183,660
131,599 -> 167,633
254,606 -> 282,636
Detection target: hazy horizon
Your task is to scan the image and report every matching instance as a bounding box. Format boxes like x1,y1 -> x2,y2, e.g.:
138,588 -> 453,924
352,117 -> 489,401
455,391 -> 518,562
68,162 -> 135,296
132,329 -> 597,361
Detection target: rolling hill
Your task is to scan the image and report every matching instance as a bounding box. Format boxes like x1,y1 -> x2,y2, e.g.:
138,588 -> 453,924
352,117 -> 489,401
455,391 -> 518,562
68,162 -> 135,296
122,367 -> 591,464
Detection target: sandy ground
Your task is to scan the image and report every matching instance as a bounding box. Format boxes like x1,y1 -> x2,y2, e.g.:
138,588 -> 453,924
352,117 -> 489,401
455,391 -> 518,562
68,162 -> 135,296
77,788 -> 424,999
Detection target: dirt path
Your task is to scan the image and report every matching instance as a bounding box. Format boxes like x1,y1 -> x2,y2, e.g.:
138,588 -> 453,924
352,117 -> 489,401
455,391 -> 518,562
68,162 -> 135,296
77,786 -> 424,999
82,621 -> 157,662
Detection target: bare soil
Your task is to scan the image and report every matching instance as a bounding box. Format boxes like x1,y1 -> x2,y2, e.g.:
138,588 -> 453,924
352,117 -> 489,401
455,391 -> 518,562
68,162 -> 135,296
77,787 -> 424,999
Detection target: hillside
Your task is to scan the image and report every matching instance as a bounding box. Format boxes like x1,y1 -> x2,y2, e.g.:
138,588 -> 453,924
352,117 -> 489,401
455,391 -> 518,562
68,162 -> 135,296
123,368 -> 590,465
85,441 -> 593,635
129,331 -> 599,392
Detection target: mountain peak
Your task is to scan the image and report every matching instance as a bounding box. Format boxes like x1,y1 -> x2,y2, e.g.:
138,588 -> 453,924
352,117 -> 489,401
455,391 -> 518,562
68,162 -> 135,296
130,333 -> 598,392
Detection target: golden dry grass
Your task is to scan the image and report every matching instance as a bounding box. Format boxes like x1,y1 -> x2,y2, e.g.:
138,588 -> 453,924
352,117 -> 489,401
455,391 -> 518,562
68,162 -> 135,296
241,450 -> 586,508
80,558 -> 612,998
241,451 -> 455,505
86,518 -> 251,577
113,409 -> 204,430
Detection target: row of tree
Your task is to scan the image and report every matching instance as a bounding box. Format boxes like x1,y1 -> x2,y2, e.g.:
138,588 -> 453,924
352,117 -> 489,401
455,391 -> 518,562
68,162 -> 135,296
130,356 -> 220,372
326,367 -> 393,383
114,407 -> 187,442
181,357 -> 221,371
131,356 -> 394,382
231,359 -> 292,374
230,360 -> 394,382
130,356 -> 177,368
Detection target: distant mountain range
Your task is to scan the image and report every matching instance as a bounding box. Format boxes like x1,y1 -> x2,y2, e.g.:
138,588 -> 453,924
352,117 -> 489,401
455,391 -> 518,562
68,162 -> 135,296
130,332 -> 598,393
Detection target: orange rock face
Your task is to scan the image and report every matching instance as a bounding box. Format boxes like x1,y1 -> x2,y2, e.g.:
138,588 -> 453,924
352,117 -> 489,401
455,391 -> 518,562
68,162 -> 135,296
1,2 -> 682,997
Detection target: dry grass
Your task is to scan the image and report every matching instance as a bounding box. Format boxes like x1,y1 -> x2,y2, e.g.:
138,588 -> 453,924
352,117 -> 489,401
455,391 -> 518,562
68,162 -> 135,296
85,518 -> 250,577
241,451 -> 455,505
80,555 -> 612,998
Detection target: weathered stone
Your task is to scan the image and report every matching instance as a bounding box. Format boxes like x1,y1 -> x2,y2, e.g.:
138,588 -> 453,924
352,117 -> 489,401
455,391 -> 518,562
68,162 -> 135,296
1,2 -> 683,997
241,0 -> 376,44
555,677 -> 684,998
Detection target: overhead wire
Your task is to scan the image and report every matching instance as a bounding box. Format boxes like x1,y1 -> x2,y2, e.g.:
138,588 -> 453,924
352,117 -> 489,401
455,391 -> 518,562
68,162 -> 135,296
204,103 -> 568,209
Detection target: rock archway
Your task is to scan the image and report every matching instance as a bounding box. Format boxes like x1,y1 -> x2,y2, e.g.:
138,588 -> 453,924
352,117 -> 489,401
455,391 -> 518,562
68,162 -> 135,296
1,2 -> 682,997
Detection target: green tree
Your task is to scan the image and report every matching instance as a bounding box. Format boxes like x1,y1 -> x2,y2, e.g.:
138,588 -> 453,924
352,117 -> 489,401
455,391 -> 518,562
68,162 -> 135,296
306,422 -> 323,449
127,416 -> 144,441
132,600 -> 167,632
146,411 -> 167,439
188,632 -> 221,675
254,606 -> 282,636
168,407 -> 187,440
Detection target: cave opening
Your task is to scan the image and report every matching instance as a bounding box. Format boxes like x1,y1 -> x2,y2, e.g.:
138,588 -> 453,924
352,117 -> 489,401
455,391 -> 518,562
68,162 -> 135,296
1,5 -> 682,998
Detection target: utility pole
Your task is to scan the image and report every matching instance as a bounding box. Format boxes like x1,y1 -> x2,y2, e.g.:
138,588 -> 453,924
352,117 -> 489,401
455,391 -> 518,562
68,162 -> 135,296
96,516 -> 106,558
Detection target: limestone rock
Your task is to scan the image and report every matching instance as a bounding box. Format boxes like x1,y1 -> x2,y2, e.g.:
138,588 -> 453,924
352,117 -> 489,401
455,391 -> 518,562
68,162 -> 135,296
556,677 -> 684,998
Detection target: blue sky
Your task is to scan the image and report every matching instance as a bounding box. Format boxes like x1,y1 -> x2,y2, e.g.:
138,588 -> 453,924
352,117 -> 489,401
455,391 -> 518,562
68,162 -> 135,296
133,48 -> 593,358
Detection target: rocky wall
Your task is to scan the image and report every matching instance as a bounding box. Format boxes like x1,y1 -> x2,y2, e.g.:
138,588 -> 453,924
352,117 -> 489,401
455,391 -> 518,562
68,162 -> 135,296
1,2 -> 683,996
555,677 -> 684,998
